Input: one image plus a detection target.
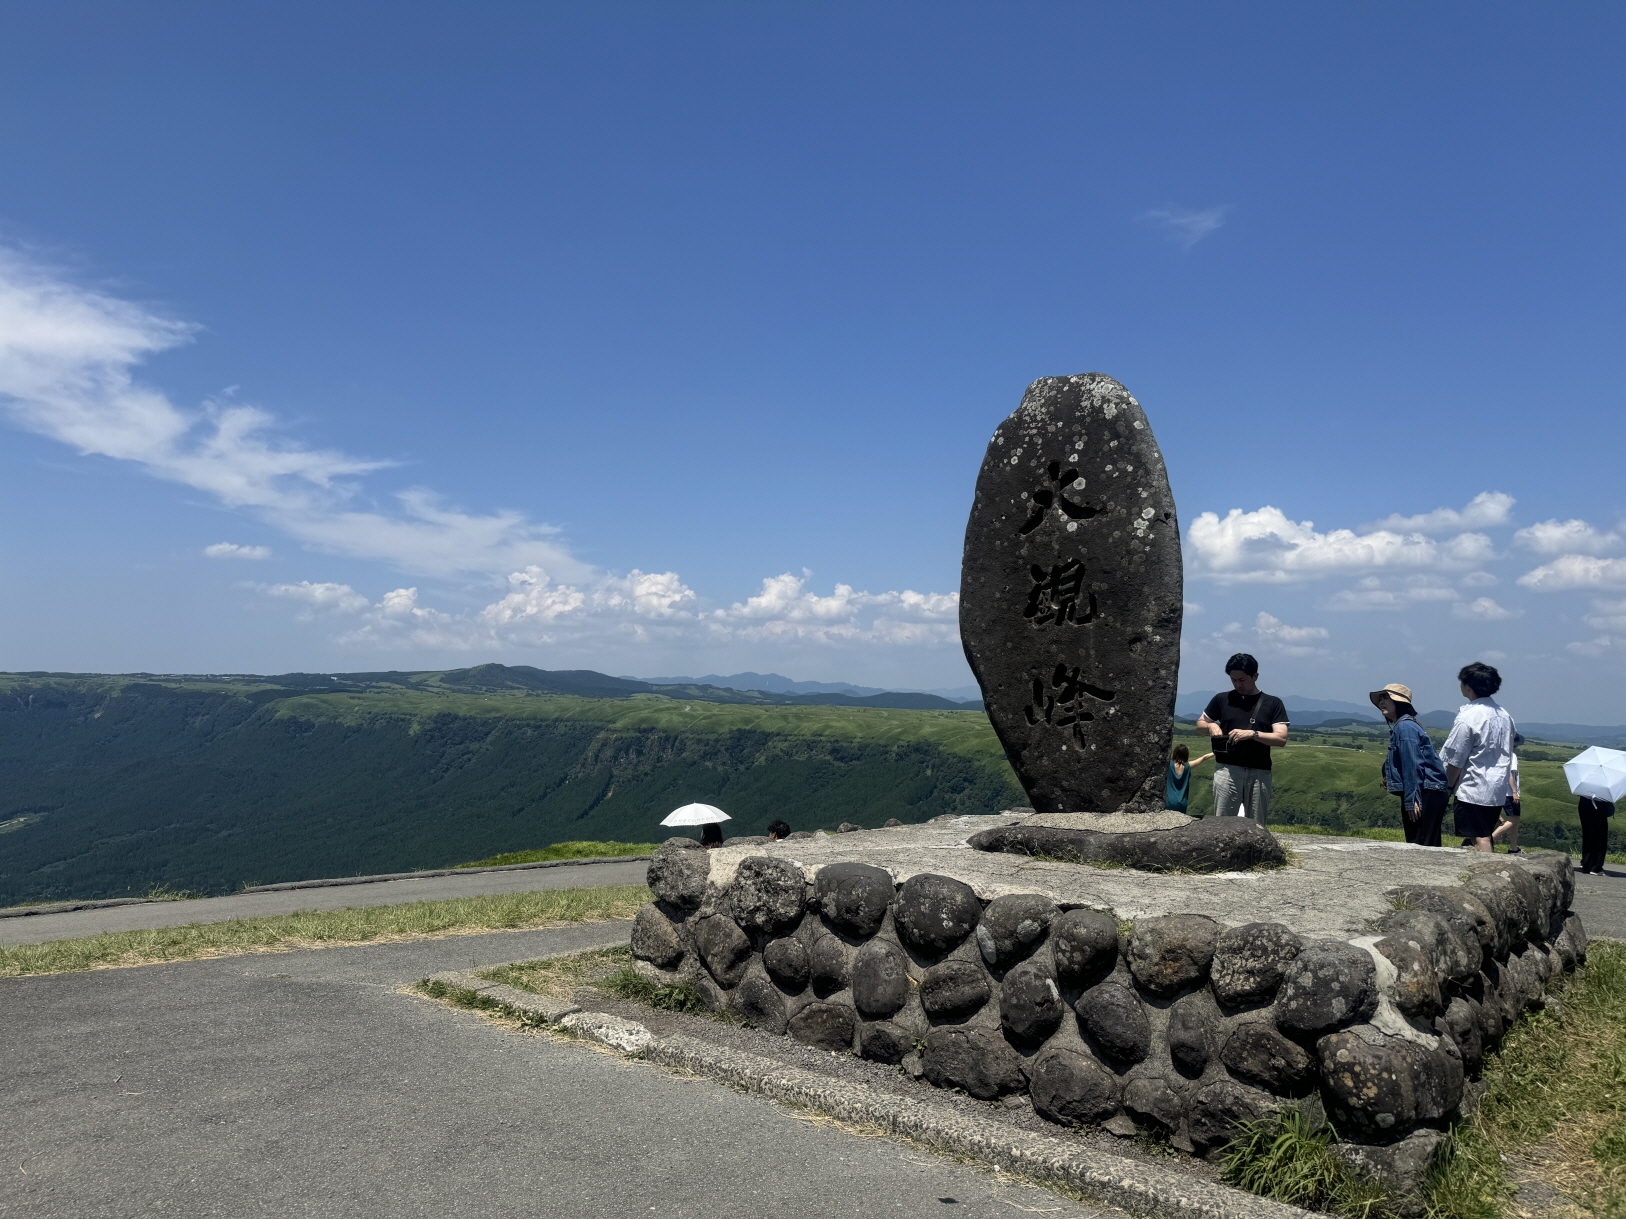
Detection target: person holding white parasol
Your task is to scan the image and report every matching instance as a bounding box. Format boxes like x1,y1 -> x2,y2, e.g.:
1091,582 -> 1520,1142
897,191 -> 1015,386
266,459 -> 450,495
661,802 -> 732,849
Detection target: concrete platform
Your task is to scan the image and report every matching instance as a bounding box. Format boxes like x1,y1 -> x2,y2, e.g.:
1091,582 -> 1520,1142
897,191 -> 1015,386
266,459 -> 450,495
706,813 -> 1543,942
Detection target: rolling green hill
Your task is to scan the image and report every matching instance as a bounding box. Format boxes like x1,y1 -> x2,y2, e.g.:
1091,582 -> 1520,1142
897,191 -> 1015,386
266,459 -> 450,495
1,666 -> 1611,905
0,669 -> 1018,905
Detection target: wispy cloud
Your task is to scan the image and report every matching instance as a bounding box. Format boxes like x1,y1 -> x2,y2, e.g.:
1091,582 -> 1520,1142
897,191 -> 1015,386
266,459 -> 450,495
1452,597 -> 1519,621
1517,555 -> 1626,591
1325,575 -> 1460,612
0,247 -> 587,581
1143,205 -> 1229,249
205,542 -> 271,560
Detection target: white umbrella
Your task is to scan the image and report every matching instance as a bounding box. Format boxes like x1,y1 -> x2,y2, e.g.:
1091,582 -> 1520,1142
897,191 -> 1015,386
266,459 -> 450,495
1562,746 -> 1626,804
661,803 -> 733,827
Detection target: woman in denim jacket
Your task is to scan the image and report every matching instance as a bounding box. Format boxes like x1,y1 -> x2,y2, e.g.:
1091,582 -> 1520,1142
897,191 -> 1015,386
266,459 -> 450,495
1370,682 -> 1449,846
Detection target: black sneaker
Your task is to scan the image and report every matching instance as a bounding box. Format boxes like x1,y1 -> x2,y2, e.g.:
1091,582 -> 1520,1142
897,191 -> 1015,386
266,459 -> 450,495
1506,846 -> 1523,854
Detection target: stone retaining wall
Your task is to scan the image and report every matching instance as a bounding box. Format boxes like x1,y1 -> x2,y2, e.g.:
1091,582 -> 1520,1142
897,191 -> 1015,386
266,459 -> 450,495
632,839 -> 1586,1156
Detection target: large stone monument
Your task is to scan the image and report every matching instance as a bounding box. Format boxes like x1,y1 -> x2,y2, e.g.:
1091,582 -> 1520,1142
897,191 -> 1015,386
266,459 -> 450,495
960,373 -> 1182,816
960,373 -> 1281,871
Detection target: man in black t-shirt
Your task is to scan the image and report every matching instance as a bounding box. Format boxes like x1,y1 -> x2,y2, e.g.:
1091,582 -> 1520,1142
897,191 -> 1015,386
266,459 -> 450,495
1194,653 -> 1290,825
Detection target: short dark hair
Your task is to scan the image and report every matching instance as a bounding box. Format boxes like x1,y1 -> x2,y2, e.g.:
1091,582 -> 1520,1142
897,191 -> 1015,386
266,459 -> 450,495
1458,662 -> 1502,699
767,820 -> 791,839
1224,653 -> 1259,677
1172,743 -> 1189,762
700,822 -> 724,846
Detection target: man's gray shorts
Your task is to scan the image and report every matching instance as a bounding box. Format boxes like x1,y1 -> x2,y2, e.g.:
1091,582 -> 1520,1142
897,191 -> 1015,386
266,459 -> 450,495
1211,763 -> 1273,825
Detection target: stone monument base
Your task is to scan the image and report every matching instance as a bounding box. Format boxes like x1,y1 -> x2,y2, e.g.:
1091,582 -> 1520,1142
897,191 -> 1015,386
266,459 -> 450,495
633,812 -> 1585,1191
970,810 -> 1286,873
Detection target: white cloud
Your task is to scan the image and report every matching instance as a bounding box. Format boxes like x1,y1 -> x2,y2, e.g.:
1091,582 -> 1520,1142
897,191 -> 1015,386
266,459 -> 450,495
1254,611 -> 1328,645
205,542 -> 271,560
0,248 -> 587,581
1460,571 -> 1497,587
1513,518 -> 1622,556
1452,597 -> 1520,621
1183,601 -> 1203,615
1517,555 -> 1626,591
258,568 -> 961,654
1144,206 -> 1228,248
1567,636 -> 1619,658
1325,575 -> 1459,612
1187,505 -> 1494,584
1367,492 -> 1514,535
1583,598 -> 1626,632
263,580 -> 370,616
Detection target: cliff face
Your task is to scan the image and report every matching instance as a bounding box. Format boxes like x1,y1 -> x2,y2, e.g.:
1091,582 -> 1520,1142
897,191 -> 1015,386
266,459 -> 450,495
0,674 -> 1020,904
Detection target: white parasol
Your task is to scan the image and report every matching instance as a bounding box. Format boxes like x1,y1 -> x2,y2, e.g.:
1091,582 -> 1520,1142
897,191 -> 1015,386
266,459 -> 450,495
661,802 -> 732,827
1562,746 -> 1626,804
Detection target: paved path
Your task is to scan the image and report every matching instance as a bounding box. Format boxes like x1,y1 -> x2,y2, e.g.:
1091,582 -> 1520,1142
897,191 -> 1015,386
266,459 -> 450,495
1573,865 -> 1626,941
0,925 -> 1118,1219
0,860 -> 650,947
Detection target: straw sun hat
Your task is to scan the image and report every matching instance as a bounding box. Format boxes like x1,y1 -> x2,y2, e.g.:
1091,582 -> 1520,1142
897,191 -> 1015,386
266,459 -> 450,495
1368,682 -> 1416,710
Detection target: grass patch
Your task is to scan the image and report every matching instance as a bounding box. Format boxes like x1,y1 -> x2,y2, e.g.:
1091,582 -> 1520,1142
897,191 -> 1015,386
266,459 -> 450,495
0,884 -> 650,978
599,965 -> 712,1014
1429,939 -> 1626,1218
483,944 -> 634,998
1221,1109 -> 1390,1217
1272,824 -> 1409,843
454,840 -> 659,868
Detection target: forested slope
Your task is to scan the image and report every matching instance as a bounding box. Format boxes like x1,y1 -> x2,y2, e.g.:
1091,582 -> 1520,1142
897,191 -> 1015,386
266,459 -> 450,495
0,669 -> 1018,904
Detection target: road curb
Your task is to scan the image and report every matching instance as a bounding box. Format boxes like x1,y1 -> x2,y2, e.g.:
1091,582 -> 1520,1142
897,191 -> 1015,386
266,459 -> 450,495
2,854 -> 652,919
419,970 -> 1308,1219
241,854 -> 652,893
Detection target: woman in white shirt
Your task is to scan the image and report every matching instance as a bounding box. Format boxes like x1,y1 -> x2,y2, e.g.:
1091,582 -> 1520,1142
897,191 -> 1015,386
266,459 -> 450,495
1441,662 -> 1516,854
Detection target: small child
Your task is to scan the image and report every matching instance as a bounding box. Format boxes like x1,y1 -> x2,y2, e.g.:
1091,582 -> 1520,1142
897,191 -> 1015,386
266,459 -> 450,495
1165,743 -> 1215,814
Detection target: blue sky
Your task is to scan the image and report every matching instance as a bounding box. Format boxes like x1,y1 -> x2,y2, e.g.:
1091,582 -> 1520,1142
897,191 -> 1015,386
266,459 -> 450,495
1,2 -> 1623,721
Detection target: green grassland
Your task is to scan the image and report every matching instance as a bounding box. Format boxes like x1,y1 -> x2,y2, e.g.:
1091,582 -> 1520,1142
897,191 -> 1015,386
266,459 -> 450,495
0,670 -> 1020,905
1,667 -> 1611,906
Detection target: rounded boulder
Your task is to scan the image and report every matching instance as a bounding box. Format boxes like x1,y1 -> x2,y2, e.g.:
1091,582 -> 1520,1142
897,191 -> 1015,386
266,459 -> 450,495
727,856 -> 807,935
788,1002 -> 857,1052
630,902 -> 685,969
976,893 -> 1059,970
1210,922 -> 1302,1007
1052,908 -> 1121,989
763,936 -> 811,991
1028,1047 -> 1120,1126
1000,959 -> 1065,1043
1275,942 -> 1377,1036
1073,981 -> 1150,1065
852,940 -> 911,1018
810,935 -> 851,994
1127,914 -> 1221,997
922,1026 -> 1027,1101
896,873 -> 982,957
646,841 -> 711,911
1221,1021 -> 1315,1094
692,914 -> 753,988
920,959 -> 991,1019
814,862 -> 896,938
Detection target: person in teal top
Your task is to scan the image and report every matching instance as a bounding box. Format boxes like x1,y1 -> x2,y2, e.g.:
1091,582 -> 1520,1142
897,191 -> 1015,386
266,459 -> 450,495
1165,743 -> 1214,813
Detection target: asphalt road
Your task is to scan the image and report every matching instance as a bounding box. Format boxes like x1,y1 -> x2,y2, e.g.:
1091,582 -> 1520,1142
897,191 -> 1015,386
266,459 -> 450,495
0,924 -> 1118,1219
1572,865 -> 1625,941
0,860 -> 651,947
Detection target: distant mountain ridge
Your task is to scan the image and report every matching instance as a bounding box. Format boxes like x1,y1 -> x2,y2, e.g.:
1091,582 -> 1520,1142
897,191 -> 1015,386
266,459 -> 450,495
636,671 -> 984,703
1178,689 -> 1626,747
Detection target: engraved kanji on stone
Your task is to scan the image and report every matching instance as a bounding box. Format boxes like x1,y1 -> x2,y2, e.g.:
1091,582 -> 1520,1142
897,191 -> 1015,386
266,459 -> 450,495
1019,461 -> 1099,535
1024,664 -> 1116,742
1023,559 -> 1098,626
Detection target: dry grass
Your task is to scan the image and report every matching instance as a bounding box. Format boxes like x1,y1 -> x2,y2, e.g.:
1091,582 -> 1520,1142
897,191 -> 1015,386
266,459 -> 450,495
0,885 -> 650,978
1425,940 -> 1626,1219
482,944 -> 635,998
